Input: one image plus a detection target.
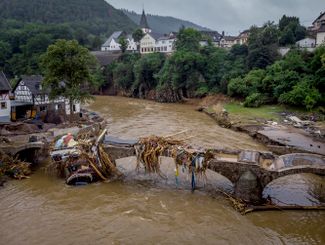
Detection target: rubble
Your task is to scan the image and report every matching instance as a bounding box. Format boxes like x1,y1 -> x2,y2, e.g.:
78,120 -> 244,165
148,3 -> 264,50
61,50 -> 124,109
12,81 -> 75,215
50,129 -> 123,185
0,150 -> 32,180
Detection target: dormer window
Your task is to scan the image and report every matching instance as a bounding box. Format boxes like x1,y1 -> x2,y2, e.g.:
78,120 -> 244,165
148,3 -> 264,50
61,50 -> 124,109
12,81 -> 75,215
35,84 -> 42,90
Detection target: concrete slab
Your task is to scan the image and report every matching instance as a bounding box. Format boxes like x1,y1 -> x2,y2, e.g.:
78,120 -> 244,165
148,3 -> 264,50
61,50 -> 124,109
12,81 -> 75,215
238,151 -> 260,164
258,127 -> 325,155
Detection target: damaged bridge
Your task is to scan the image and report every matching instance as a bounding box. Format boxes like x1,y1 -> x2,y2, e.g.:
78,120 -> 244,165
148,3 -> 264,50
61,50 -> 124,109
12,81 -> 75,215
103,136 -> 325,203
0,141 -> 46,163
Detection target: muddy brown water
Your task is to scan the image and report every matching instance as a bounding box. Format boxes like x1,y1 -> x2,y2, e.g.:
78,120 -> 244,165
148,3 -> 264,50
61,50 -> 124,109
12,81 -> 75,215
1,96 -> 324,245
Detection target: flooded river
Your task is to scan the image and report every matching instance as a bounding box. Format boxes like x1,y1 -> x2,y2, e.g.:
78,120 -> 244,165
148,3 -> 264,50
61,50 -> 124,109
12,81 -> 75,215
1,96 -> 324,244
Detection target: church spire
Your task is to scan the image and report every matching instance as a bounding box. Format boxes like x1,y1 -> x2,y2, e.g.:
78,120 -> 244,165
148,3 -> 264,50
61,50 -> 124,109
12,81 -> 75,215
140,8 -> 151,33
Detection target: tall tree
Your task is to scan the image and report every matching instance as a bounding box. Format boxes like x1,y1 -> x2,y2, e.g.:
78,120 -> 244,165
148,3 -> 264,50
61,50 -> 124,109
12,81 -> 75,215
132,28 -> 144,51
0,41 -> 11,68
133,53 -> 165,97
247,23 -> 279,69
279,15 -> 299,31
175,27 -> 202,52
278,15 -> 306,45
118,36 -> 128,53
132,28 -> 144,43
41,39 -> 98,120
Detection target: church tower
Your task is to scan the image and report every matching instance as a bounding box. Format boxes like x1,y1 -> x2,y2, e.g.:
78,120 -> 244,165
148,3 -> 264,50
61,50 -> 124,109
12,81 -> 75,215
140,9 -> 151,33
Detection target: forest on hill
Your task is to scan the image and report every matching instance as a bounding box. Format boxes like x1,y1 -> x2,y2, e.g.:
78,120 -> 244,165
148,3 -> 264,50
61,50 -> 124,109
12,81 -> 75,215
123,9 -> 211,34
0,0 -> 136,32
0,0 -> 136,76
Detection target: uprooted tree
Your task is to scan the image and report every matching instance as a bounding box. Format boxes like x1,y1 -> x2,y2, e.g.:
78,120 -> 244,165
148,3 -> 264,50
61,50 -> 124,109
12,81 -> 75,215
41,39 -> 99,120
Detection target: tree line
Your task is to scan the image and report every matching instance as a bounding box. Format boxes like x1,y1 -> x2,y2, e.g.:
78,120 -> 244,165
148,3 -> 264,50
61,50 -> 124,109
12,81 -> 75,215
102,16 -> 324,110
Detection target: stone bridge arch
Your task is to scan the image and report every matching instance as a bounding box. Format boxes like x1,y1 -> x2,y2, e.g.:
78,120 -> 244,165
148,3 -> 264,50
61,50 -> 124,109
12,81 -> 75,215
260,154 -> 325,201
265,153 -> 325,186
1,142 -> 45,164
208,153 -> 325,203
102,144 -> 325,204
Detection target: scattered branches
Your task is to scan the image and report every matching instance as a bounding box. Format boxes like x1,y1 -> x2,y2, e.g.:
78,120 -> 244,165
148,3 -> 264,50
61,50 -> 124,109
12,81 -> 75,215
0,150 -> 31,180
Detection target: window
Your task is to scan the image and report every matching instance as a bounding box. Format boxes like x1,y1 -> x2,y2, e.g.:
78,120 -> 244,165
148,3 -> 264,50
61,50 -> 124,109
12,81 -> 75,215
1,102 -> 6,109
55,104 -> 62,110
73,105 -> 76,112
40,106 -> 47,111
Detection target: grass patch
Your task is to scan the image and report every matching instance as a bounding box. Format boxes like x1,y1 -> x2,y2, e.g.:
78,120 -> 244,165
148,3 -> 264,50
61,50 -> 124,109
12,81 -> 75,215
224,103 -> 287,121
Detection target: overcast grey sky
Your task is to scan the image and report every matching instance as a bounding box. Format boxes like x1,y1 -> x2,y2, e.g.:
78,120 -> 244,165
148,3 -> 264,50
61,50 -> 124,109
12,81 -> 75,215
106,0 -> 325,35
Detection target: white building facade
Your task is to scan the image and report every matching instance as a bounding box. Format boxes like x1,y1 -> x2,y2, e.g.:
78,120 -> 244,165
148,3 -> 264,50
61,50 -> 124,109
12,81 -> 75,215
140,34 -> 176,54
296,38 -> 316,48
155,37 -> 175,53
140,33 -> 157,54
0,72 -> 12,122
13,75 -> 80,119
126,35 -> 137,51
316,24 -> 325,46
235,30 -> 249,45
101,31 -> 137,52
220,36 -> 237,48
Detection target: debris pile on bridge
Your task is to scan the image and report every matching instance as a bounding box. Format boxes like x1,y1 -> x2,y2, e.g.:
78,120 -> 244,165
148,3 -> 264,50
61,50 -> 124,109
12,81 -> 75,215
135,135 -> 215,190
0,150 -> 31,180
135,136 -> 182,174
50,129 -> 123,185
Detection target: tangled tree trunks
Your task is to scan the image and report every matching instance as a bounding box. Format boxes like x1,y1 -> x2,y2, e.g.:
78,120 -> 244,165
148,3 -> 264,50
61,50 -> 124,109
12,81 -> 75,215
155,84 -> 182,103
134,135 -> 214,185
135,136 -> 182,176
0,150 -> 32,180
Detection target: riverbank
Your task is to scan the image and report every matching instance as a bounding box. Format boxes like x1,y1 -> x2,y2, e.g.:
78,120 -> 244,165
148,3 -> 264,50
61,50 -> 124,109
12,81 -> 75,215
0,109 -> 107,184
196,96 -> 325,155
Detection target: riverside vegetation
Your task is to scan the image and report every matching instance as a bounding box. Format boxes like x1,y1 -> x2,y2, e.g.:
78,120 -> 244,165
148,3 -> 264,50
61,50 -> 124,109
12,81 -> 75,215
103,17 -> 324,111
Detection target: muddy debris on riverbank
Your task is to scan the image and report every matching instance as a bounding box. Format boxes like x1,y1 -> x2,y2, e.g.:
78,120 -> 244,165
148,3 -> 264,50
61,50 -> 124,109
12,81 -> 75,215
0,150 -> 32,182
198,103 -> 325,156
0,107 -> 109,186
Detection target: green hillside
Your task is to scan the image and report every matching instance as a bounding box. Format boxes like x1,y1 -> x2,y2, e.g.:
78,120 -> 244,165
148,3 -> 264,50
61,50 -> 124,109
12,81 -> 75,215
0,0 -> 137,76
123,10 -> 211,34
0,0 -> 137,35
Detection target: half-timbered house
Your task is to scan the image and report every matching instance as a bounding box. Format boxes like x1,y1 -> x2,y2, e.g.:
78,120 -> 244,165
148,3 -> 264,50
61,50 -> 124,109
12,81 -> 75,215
13,75 -> 80,120
0,71 -> 12,123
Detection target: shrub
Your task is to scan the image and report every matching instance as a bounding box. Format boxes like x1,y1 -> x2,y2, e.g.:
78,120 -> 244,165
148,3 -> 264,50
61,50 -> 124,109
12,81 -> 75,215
195,84 -> 209,97
243,93 -> 267,107
227,77 -> 248,97
279,79 -> 322,110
